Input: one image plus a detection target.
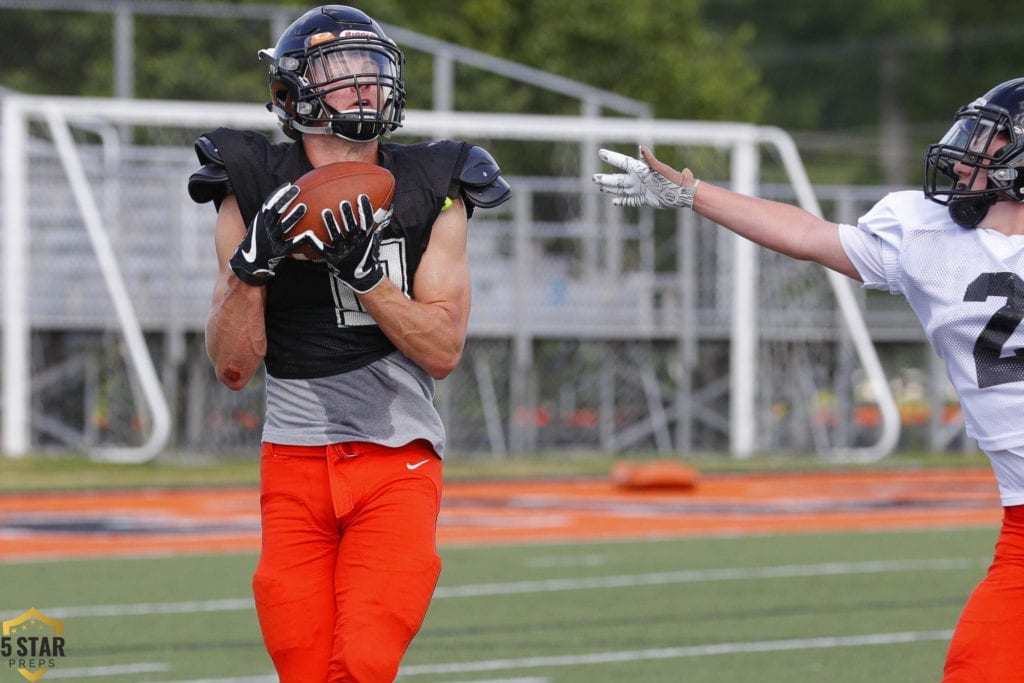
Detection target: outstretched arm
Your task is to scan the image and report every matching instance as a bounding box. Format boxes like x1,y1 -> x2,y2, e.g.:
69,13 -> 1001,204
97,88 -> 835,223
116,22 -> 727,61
594,146 -> 861,281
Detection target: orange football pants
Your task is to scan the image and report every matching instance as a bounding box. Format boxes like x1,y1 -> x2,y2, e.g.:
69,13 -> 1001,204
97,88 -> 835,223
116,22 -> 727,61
252,440 -> 443,683
942,504 -> 1024,682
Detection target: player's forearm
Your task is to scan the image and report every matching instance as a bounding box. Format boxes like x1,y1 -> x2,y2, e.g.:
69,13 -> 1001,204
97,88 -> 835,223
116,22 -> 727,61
692,183 -> 859,278
358,281 -> 467,380
205,274 -> 268,390
693,183 -> 822,259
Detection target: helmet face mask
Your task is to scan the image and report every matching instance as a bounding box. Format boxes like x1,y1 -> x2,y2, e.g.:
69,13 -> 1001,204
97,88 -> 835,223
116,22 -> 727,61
924,78 -> 1024,227
262,6 -> 406,142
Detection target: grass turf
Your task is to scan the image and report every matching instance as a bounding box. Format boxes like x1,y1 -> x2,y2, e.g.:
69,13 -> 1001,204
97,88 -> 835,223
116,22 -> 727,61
0,529 -> 994,682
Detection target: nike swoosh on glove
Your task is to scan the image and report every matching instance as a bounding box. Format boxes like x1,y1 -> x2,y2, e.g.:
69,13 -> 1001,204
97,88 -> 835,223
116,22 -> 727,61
321,193 -> 391,294
229,183 -> 306,286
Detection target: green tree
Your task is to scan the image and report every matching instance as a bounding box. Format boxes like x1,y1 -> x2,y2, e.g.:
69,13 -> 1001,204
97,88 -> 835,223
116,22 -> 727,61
0,1 -> 767,119
132,14 -> 269,102
369,0 -> 768,121
0,9 -> 112,96
702,0 -> 1024,184
12,0 -> 1019,184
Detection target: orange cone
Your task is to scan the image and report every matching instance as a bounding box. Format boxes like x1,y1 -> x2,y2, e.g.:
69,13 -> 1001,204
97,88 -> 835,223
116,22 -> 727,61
610,460 -> 699,491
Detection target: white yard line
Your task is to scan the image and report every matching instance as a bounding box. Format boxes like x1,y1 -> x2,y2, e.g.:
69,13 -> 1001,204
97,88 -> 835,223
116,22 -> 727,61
395,630 -> 956,676
432,557 -> 983,598
36,597 -> 255,619
11,556 -> 984,621
140,631 -> 955,682
10,558 -> 974,680
45,662 -> 171,678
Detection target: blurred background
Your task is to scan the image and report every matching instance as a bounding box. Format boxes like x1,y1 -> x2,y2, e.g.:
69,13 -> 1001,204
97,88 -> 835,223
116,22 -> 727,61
0,0 -> 1011,467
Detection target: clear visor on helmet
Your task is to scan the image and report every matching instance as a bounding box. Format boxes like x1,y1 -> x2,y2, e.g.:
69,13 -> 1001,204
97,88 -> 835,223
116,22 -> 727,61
937,115 -> 1001,155
927,107 -> 1010,183
307,47 -> 397,90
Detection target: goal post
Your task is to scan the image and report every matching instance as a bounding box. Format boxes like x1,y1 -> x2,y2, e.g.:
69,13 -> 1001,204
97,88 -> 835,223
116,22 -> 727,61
0,93 -> 902,462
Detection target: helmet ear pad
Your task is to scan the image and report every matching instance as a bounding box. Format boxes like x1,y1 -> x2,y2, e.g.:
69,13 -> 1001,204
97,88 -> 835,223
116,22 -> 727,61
267,79 -> 304,140
948,195 -> 996,228
270,80 -> 292,113
1011,164 -> 1024,201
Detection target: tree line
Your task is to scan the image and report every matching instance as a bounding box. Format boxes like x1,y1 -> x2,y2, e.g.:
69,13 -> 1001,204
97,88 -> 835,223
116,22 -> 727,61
1,0 -> 1018,184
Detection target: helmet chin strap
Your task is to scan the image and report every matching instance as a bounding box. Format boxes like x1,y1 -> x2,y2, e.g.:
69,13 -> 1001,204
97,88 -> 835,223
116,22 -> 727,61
291,121 -> 334,136
318,102 -> 384,142
287,110 -> 380,141
948,194 -> 998,228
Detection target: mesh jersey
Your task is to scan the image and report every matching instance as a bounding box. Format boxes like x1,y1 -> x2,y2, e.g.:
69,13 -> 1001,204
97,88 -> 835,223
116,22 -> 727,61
838,190 -> 1024,457
192,128 -> 477,457
197,128 -> 472,379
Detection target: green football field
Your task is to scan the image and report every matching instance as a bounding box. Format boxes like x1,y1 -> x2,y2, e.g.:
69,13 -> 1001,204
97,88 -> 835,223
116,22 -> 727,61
0,526 -> 996,682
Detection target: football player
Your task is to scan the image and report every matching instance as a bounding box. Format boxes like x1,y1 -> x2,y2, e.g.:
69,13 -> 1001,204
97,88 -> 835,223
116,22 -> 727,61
188,5 -> 510,681
594,77 -> 1024,683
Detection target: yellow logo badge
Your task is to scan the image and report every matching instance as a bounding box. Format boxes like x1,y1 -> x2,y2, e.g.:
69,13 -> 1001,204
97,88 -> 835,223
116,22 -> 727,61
2,608 -> 65,682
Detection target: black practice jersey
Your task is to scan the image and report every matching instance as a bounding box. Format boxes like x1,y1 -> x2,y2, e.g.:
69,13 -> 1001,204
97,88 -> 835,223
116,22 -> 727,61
191,128 -> 476,379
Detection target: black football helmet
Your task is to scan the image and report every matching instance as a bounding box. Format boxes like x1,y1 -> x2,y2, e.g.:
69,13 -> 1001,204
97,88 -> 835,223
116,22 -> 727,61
924,77 -> 1024,227
259,5 -> 405,142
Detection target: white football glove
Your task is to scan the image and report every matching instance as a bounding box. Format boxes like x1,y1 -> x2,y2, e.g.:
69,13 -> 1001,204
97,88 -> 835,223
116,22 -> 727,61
592,147 -> 699,209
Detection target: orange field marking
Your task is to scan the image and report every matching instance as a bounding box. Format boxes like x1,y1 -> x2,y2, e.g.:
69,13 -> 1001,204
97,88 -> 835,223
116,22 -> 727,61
0,467 -> 1002,561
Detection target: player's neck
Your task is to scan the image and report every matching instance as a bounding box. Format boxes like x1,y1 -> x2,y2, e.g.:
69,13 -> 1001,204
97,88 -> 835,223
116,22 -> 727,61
303,135 -> 379,167
980,201 -> 1024,235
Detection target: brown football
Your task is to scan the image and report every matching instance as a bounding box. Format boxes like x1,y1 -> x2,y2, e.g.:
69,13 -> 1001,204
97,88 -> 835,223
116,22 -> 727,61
286,161 -> 396,260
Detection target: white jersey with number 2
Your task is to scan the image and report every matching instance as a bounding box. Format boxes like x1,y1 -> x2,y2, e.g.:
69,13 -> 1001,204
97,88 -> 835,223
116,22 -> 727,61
838,190 -> 1024,505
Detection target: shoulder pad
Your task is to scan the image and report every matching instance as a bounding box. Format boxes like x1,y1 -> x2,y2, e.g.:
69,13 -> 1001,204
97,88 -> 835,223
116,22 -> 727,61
458,145 -> 511,209
187,135 -> 232,205
194,134 -> 223,166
